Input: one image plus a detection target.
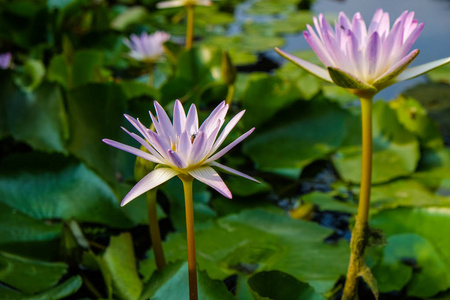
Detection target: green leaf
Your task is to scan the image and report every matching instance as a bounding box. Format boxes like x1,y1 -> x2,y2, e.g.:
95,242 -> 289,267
413,148 -> 450,189
0,203 -> 61,260
111,6 -> 148,31
0,77 -> 68,153
389,96 -> 443,149
139,261 -> 234,300
332,100 -> 420,184
370,178 -> 450,212
66,83 -> 127,181
140,209 -> 349,294
243,97 -> 351,174
0,252 -> 67,294
371,207 -> 450,297
248,271 -> 326,300
0,152 -> 133,228
241,73 -> 301,128
101,233 -> 143,300
301,192 -> 357,214
0,275 -> 82,300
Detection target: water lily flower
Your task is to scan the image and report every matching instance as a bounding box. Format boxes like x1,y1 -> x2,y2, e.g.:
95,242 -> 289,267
276,9 -> 450,96
156,0 -> 212,9
0,52 -> 11,69
123,31 -> 171,63
103,100 -> 257,206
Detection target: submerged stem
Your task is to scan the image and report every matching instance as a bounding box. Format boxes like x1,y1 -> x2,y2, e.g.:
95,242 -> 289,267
342,97 -> 373,300
180,175 -> 198,300
186,4 -> 195,50
146,190 -> 166,270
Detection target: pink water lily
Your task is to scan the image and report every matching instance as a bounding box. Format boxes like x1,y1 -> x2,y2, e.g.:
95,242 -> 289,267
103,100 -> 257,206
123,31 -> 170,63
276,9 -> 450,95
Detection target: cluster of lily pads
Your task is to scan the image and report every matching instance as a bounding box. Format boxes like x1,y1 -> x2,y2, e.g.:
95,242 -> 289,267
1,0 -> 450,299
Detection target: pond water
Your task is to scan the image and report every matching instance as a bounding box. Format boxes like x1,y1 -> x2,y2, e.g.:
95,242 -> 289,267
233,0 -> 450,100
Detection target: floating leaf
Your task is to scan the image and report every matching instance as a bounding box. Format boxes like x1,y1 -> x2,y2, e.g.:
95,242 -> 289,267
0,75 -> 68,153
0,152 -> 133,228
0,203 -> 61,260
371,207 -> 450,297
332,100 -> 420,184
140,261 -> 234,300
0,275 -> 82,300
140,209 -> 349,294
0,252 -> 67,294
248,271 -> 326,300
244,97 -> 351,175
101,233 -> 143,300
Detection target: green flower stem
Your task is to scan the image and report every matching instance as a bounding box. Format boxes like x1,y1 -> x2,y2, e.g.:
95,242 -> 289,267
180,175 -> 198,300
225,83 -> 235,106
186,4 -> 195,50
342,97 -> 373,300
146,189 -> 166,270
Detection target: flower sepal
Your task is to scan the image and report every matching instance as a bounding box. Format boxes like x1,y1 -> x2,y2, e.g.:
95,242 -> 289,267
327,67 -> 377,94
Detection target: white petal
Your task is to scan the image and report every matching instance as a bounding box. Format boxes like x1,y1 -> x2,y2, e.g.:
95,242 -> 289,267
186,104 -> 199,135
188,166 -> 232,198
210,110 -> 245,154
205,128 -> 255,164
210,161 -> 259,183
154,101 -> 176,141
102,139 -> 162,164
120,127 -> 165,162
275,48 -> 333,83
198,101 -> 227,135
121,168 -> 179,206
173,99 -> 186,135
395,56 -> 450,82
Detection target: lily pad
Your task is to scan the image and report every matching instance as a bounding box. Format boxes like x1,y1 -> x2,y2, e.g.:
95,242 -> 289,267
243,97 -> 351,174
139,261 -> 234,300
0,251 -> 68,294
140,208 -> 349,294
371,208 -> 450,297
0,275 -> 82,300
0,203 -> 61,260
0,76 -> 68,153
100,233 -> 143,300
248,270 -> 326,300
0,152 -> 133,228
332,100 -> 420,184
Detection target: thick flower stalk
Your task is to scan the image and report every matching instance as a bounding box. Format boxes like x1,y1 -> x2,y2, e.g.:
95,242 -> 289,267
276,9 -> 450,300
157,0 -> 212,50
123,31 -> 170,63
0,52 -> 11,69
103,100 -> 257,300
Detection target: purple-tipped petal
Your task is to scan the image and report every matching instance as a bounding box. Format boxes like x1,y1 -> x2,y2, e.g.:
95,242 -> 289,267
205,128 -> 255,164
121,168 -> 178,206
186,104 -> 199,135
173,99 -> 186,135
198,101 -> 227,135
167,149 -> 186,168
188,166 -> 232,198
103,139 -> 163,164
275,48 -> 332,83
210,161 -> 260,183
121,126 -> 165,162
189,131 -> 207,164
211,110 -> 246,154
373,49 -> 419,88
154,101 -> 176,140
